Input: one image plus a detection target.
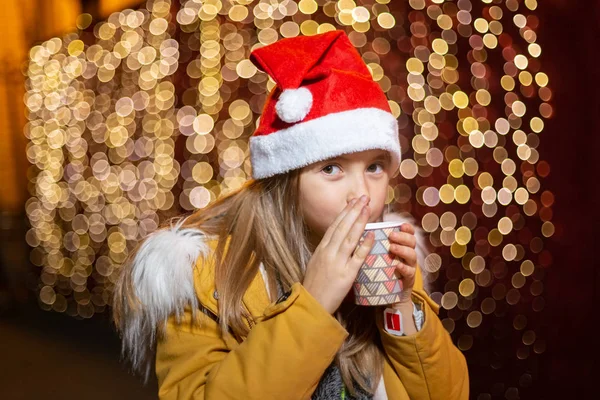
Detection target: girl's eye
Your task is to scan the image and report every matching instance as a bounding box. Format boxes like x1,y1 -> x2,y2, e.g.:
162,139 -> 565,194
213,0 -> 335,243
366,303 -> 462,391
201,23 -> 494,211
368,163 -> 385,173
322,165 -> 341,175
322,163 -> 385,175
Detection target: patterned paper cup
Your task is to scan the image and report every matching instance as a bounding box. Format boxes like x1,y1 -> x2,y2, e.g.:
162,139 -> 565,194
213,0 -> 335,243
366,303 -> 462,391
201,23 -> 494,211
353,221 -> 404,306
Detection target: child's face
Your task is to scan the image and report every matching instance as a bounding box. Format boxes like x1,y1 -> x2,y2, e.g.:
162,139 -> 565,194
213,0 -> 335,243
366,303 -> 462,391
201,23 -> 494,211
298,149 -> 391,242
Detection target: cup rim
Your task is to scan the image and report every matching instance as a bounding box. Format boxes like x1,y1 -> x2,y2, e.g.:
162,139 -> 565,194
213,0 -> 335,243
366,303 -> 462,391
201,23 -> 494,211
364,221 -> 404,230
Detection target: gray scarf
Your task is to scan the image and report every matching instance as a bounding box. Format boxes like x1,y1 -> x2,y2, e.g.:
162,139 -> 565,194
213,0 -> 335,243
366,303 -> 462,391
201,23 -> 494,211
311,361 -> 374,400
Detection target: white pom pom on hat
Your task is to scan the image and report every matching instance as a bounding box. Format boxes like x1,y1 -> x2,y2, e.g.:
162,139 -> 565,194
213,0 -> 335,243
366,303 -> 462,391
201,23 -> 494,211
275,87 -> 313,123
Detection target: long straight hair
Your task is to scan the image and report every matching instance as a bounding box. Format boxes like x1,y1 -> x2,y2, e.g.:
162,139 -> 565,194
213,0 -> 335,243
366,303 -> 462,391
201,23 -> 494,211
113,169 -> 384,396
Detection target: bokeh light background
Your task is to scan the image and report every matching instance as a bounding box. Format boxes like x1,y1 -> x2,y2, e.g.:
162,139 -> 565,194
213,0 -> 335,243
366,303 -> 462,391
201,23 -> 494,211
23,0 -> 556,397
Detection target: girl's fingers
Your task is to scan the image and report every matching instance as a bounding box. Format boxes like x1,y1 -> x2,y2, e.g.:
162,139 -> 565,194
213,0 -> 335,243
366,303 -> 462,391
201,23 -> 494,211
400,223 -> 415,235
395,262 -> 416,280
349,231 -> 375,271
389,231 -> 416,249
340,204 -> 371,253
320,198 -> 359,246
391,244 -> 417,267
328,197 -> 369,250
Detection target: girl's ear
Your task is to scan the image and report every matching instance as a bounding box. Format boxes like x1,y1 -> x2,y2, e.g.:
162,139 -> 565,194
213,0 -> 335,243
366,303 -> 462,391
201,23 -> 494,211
382,211 -> 432,294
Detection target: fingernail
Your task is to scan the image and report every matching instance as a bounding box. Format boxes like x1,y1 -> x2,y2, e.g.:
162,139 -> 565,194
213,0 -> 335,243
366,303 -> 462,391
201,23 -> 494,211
350,198 -> 357,205
360,194 -> 368,203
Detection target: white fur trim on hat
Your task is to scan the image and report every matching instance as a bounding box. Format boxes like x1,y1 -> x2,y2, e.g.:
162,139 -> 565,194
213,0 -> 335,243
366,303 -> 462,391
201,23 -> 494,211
117,216 -> 212,382
275,87 -> 313,123
250,107 -> 401,179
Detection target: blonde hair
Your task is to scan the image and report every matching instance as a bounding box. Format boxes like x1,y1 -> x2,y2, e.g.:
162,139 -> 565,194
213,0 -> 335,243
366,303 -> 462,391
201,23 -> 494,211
113,169 -> 384,396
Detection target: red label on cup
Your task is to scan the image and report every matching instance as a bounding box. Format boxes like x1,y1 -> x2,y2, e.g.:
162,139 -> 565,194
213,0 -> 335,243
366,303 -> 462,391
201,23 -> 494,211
383,308 -> 403,335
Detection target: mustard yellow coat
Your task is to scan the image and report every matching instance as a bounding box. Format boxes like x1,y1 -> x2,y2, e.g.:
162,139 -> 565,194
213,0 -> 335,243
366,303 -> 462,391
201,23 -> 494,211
155,238 -> 469,399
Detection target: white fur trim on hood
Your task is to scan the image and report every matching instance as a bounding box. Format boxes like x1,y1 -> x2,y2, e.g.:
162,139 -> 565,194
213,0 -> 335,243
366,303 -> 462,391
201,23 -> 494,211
117,216 -> 210,382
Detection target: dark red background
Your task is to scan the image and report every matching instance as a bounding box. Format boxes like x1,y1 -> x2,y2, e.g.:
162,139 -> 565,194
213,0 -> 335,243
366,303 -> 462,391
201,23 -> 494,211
523,0 -> 598,397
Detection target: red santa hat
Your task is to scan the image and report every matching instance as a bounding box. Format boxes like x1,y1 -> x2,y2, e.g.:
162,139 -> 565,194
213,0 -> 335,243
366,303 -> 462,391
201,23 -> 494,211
248,30 -> 401,180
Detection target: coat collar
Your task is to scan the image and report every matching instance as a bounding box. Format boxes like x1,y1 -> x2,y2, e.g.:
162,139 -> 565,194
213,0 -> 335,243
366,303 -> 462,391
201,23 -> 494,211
193,237 -> 271,327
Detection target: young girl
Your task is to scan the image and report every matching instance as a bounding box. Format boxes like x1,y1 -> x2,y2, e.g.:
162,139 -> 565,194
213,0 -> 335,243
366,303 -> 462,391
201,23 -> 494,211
113,30 -> 469,399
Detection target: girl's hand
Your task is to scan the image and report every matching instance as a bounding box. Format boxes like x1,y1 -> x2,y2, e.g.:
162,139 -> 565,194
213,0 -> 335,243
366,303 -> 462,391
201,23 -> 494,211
302,195 -> 376,315
388,223 -> 418,305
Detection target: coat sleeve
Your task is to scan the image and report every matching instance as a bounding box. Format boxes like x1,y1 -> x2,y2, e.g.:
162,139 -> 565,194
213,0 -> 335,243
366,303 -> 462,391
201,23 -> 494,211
375,266 -> 470,400
155,282 -> 349,400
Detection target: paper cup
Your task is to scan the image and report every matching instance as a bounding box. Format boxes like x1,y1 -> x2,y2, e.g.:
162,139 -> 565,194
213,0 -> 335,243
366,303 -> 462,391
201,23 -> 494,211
353,221 -> 404,306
